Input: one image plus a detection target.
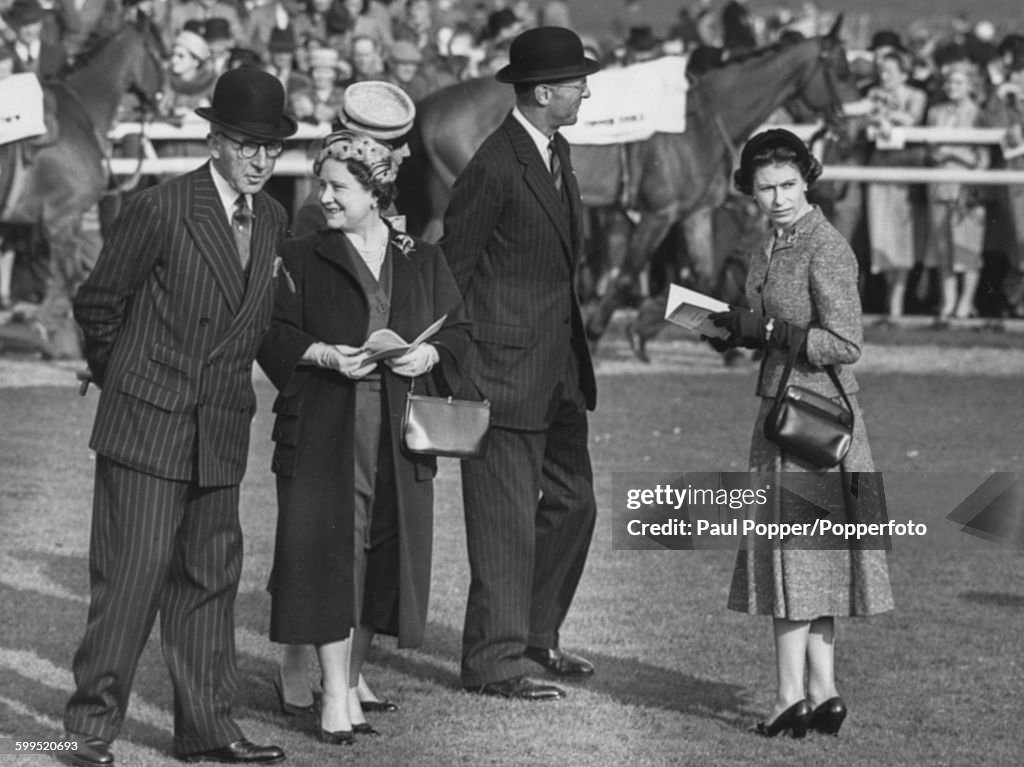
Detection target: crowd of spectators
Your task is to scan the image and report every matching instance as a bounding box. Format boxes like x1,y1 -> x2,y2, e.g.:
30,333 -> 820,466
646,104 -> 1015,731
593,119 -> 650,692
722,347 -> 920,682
2,0 -> 1024,319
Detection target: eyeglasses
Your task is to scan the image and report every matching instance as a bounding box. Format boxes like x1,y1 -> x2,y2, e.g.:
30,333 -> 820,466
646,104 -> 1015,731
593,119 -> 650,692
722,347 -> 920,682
217,133 -> 285,159
545,81 -> 588,93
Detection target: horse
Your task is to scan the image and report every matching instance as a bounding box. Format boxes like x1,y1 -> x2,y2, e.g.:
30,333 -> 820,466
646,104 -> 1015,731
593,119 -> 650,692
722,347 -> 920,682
0,19 -> 164,358
398,19 -> 856,357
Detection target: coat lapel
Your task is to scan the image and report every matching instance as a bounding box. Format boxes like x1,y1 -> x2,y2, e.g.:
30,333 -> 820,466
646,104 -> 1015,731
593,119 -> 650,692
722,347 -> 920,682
503,116 -> 573,261
184,164 -> 245,314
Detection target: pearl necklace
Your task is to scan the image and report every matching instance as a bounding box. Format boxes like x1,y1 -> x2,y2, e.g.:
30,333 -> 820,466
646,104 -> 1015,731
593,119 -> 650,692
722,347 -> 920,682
351,227 -> 388,278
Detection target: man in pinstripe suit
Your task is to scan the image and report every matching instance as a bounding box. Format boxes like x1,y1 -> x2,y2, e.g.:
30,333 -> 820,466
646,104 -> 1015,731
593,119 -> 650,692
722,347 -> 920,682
440,27 -> 601,701
62,69 -> 296,766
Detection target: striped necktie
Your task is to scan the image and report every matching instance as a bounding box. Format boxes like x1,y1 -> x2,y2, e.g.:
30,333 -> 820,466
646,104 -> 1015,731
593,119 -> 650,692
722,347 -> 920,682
232,195 -> 252,271
548,136 -> 562,193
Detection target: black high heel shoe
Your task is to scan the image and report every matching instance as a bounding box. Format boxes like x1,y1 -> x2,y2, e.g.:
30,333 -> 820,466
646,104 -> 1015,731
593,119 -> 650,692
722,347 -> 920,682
273,674 -> 317,717
316,727 -> 354,746
755,700 -> 812,739
360,699 -> 399,713
809,697 -> 847,735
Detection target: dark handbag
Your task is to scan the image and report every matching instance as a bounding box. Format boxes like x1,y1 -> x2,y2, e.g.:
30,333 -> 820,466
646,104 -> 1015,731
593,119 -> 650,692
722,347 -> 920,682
763,328 -> 854,468
401,350 -> 490,459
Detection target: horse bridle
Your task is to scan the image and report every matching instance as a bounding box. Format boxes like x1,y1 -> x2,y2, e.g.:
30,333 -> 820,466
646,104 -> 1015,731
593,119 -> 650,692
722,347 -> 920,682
796,36 -> 849,136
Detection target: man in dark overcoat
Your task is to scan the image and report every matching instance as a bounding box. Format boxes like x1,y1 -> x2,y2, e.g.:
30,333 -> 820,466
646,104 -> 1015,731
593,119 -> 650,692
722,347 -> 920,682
440,26 -> 601,700
63,69 -> 296,767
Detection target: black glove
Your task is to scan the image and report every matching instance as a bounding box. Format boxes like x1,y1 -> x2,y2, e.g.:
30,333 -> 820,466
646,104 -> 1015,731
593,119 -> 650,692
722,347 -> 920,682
709,310 -> 804,352
709,309 -> 767,349
766,318 -> 803,351
701,333 -> 738,352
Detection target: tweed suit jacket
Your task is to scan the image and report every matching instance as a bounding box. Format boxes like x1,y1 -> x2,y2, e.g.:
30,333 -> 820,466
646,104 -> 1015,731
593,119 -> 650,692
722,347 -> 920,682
748,206 -> 862,400
74,163 -> 289,487
440,113 -> 596,430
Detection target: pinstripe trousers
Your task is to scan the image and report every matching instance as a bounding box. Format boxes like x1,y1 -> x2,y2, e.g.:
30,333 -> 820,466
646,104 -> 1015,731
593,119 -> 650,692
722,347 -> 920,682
459,388 -> 597,687
64,457 -> 245,753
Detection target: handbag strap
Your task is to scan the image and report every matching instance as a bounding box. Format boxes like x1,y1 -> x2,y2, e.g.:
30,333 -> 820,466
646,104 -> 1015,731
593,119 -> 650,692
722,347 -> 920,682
770,326 -> 854,417
408,339 -> 486,402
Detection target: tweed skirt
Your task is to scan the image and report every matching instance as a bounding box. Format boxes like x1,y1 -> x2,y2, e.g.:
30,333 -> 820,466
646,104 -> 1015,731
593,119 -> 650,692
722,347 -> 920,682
727,394 -> 895,620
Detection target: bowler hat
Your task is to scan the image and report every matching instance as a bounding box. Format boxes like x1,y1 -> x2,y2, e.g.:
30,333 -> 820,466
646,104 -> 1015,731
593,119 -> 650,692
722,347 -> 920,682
2,0 -> 45,28
204,17 -> 232,42
195,68 -> 298,140
333,80 -> 415,140
496,26 -> 601,84
268,26 -> 297,54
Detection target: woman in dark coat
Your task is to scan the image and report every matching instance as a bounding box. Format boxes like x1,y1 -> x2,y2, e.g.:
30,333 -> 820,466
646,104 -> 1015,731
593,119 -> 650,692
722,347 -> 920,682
257,129 -> 471,744
708,129 -> 893,740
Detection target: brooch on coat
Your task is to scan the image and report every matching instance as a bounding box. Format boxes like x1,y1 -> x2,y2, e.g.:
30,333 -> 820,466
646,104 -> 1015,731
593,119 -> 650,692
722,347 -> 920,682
273,256 -> 296,293
391,233 -> 415,256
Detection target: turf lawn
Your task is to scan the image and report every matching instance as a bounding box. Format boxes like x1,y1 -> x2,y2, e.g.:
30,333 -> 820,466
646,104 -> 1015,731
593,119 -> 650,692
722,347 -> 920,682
0,328 -> 1022,766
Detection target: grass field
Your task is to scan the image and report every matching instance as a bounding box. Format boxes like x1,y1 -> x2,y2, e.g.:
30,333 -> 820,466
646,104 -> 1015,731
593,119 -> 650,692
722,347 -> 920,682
1,326 -> 1022,766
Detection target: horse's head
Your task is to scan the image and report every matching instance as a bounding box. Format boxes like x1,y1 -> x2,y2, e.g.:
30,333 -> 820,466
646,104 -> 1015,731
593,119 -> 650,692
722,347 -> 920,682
122,17 -> 167,116
789,15 -> 857,132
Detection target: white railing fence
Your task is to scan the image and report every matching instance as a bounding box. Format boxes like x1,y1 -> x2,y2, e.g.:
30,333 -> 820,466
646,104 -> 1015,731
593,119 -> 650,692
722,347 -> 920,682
107,121 -> 1024,185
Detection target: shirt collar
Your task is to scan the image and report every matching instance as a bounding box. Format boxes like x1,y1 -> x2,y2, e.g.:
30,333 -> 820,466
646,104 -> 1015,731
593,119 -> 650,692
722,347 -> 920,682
208,162 -> 251,222
512,107 -> 554,164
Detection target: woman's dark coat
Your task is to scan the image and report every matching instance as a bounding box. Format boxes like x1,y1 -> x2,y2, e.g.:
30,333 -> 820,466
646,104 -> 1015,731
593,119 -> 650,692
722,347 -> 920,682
257,225 -> 471,647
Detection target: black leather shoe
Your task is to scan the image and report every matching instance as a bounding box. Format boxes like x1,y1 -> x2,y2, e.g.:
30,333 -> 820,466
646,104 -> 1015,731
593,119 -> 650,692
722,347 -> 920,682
809,696 -> 847,735
754,700 -> 812,739
273,674 -> 316,716
524,646 -> 595,677
180,739 -> 285,764
65,734 -> 113,767
316,728 -> 354,746
353,722 -> 380,737
360,699 -> 398,713
467,675 -> 565,700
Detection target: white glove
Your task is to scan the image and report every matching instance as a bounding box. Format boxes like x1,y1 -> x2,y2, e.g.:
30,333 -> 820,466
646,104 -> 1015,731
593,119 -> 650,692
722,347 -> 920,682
306,342 -> 375,379
386,343 -> 440,378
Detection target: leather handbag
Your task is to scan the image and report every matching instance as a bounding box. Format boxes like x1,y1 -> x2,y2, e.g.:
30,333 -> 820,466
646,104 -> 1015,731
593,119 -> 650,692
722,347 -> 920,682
763,328 -> 854,469
401,350 -> 490,459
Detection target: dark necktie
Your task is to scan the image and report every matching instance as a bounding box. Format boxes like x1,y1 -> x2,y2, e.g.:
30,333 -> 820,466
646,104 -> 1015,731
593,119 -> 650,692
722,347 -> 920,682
548,136 -> 562,193
232,195 -> 252,271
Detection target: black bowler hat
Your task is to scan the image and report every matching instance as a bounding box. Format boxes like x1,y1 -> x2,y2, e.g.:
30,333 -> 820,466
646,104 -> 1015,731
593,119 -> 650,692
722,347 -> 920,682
204,17 -> 232,42
195,68 -> 298,140
496,26 -> 601,84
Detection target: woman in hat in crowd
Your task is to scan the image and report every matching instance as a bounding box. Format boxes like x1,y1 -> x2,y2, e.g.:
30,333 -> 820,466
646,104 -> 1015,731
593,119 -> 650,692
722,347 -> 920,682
257,80 -> 471,744
922,60 -> 989,323
706,128 -> 894,739
161,30 -> 217,120
290,45 -> 347,125
864,44 -> 927,325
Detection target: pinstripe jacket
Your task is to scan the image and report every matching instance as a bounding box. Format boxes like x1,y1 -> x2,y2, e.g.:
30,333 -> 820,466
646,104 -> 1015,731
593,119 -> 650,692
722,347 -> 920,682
748,206 -> 862,400
440,113 -> 596,430
74,163 -> 289,487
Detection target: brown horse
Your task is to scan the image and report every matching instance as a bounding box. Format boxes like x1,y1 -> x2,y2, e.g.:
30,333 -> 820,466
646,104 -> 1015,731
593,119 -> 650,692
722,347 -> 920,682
0,19 -> 164,358
398,19 -> 855,355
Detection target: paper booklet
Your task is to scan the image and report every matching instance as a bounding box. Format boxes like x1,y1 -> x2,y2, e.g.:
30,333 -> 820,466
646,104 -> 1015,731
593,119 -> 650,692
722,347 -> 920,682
664,284 -> 731,340
361,314 -> 447,364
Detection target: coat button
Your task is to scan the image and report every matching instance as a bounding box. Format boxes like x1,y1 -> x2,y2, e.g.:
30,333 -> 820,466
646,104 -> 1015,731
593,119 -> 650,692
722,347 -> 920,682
199,317 -> 210,326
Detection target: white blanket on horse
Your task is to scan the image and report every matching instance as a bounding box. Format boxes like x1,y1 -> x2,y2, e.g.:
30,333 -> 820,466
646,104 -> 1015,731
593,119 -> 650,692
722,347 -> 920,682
562,55 -> 689,146
0,73 -> 47,146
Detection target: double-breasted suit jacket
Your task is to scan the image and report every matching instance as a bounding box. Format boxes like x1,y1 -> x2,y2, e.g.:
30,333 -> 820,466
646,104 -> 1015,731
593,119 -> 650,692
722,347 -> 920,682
75,162 -> 288,487
67,162 -> 290,753
441,113 -> 596,430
